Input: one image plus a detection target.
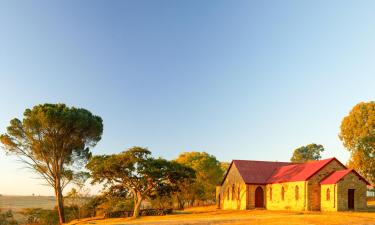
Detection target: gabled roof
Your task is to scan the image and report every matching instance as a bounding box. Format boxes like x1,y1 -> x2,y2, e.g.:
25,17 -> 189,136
226,160 -> 293,184
267,158 -> 342,183
320,169 -> 371,185
222,157 -> 348,185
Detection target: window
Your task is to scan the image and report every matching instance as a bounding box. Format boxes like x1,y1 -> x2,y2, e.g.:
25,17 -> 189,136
227,188 -> 230,200
281,187 -> 285,201
238,187 -> 240,200
326,188 -> 330,201
232,184 -> 235,200
295,186 -> 299,201
270,187 -> 272,201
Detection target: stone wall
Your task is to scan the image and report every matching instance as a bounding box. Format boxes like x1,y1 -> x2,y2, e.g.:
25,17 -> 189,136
307,160 -> 346,210
219,164 -> 247,210
320,184 -> 337,211
265,181 -> 306,210
336,172 -> 367,211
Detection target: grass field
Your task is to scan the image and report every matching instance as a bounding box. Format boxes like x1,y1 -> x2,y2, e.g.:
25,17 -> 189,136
0,195 -> 56,222
0,195 -> 56,212
68,201 -> 375,225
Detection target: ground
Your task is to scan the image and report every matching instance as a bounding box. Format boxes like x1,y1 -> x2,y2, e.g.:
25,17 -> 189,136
67,200 -> 375,225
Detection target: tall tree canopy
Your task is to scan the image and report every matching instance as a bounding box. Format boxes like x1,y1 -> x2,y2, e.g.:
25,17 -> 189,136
175,152 -> 224,207
290,144 -> 325,163
87,147 -> 195,218
339,101 -> 375,184
0,103 -> 103,224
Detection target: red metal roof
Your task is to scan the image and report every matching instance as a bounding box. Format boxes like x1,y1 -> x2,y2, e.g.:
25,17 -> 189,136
231,160 -> 294,184
320,169 -> 371,185
267,158 -> 339,183
320,169 -> 352,184
223,158 -> 348,185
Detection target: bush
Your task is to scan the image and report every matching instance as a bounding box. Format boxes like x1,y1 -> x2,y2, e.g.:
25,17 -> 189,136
0,210 -> 18,225
21,207 -> 79,225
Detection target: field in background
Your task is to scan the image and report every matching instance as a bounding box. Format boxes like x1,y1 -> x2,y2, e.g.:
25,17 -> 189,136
68,201 -> 375,225
0,195 -> 56,222
0,195 -> 56,211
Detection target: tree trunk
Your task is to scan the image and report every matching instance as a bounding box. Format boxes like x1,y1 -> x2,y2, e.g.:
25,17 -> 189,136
132,191 -> 144,218
133,198 -> 142,218
55,177 -> 65,224
176,196 -> 184,210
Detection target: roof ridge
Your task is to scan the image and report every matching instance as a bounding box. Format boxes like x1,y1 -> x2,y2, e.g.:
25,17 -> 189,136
232,159 -> 296,164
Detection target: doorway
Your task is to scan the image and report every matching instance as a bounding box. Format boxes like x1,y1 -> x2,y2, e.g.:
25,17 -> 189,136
348,189 -> 355,210
255,186 -> 264,208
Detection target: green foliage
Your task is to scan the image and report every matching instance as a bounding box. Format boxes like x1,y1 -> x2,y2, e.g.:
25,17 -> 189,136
100,185 -> 134,213
21,207 -> 78,225
175,152 -> 224,208
340,101 -> 375,184
80,195 -> 107,217
87,147 -> 195,217
290,144 -> 325,163
0,103 -> 103,223
220,162 -> 230,175
0,210 -> 18,225
65,172 -> 91,220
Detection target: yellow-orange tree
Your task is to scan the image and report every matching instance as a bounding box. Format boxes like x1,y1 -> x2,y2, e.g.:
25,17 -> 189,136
339,101 -> 375,185
175,152 -> 224,208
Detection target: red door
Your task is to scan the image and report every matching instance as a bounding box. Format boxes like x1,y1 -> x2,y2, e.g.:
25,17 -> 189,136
348,189 -> 355,210
255,186 -> 264,208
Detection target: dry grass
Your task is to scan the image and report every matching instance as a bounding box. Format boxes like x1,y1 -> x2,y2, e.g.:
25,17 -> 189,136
67,202 -> 375,225
0,195 -> 55,211
0,195 -> 56,223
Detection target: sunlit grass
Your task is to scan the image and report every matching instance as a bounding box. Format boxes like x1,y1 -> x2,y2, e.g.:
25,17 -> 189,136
66,200 -> 375,225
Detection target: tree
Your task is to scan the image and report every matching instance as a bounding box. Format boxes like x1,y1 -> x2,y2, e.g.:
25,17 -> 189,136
0,104 -> 103,224
290,144 -> 325,163
86,147 -> 195,218
220,162 -> 230,175
339,101 -> 375,184
175,152 -> 224,207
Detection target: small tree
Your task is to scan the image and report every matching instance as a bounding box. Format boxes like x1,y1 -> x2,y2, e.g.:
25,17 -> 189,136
65,172 -> 91,220
175,152 -> 223,207
340,101 -> 375,184
0,104 -> 103,224
87,147 -> 195,218
290,144 -> 325,163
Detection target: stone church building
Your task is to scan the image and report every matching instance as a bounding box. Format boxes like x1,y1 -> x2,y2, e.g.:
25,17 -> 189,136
217,158 -> 370,211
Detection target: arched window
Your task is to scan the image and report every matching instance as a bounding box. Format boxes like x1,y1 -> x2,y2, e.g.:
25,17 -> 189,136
295,186 -> 299,200
326,188 -> 330,201
238,187 -> 240,200
270,187 -> 272,201
232,184 -> 235,200
281,187 -> 285,201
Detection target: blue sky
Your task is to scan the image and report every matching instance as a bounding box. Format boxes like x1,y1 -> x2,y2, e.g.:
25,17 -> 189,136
0,1 -> 374,195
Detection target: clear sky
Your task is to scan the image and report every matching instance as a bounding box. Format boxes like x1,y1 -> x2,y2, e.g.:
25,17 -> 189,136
0,1 -> 374,196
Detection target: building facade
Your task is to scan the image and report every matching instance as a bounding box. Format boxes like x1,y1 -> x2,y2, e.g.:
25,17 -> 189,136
217,158 -> 370,211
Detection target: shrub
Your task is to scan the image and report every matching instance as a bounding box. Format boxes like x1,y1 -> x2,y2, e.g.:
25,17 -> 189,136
21,207 -> 79,225
0,210 -> 18,225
